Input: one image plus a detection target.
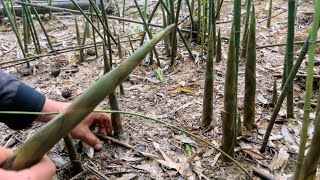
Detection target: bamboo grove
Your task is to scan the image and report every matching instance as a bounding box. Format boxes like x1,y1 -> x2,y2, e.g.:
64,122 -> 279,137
0,0 -> 320,179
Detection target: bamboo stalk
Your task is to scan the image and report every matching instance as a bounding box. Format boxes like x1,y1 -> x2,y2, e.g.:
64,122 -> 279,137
170,0 -> 182,66
216,28 -> 222,63
243,5 -> 256,130
285,0 -> 296,119
272,79 -> 277,105
0,25 -> 174,171
202,25 -> 215,128
133,0 -> 161,66
63,134 -> 84,172
222,24 -> 236,161
23,0 -> 42,54
89,4 -> 98,57
99,0 -> 113,66
27,0 -> 54,51
240,0 -> 251,59
267,0 -> 273,28
1,0 -> 26,57
293,1 -> 320,178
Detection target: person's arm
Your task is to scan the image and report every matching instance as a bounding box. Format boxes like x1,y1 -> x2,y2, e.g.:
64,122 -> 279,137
0,71 -> 112,150
0,71 -> 46,130
0,147 -> 56,180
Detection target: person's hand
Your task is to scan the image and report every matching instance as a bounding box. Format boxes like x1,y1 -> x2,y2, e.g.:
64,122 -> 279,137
36,98 -> 113,150
0,147 -> 56,180
70,113 -> 112,150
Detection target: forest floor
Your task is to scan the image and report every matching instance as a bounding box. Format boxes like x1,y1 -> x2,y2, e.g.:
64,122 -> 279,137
1,0 -> 320,179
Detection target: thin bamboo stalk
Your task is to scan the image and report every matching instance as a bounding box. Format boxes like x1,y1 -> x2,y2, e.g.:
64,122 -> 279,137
27,0 -> 54,51
23,0 -> 41,54
1,0 -> 26,57
285,0 -> 296,119
293,1 -> 320,178
133,0 -> 161,66
216,28 -> 222,63
267,0 -> 273,28
63,134 -> 84,172
170,0 -> 182,66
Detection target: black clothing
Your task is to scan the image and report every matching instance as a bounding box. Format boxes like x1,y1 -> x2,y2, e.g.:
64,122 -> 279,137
0,71 -> 45,129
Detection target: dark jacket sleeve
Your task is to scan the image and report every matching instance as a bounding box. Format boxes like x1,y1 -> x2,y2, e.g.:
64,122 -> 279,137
0,71 -> 46,130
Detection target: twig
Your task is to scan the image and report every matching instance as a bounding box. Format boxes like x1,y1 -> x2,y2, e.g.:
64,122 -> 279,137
257,40 -> 320,49
69,170 -> 86,180
84,164 -> 109,180
96,134 -> 134,149
252,167 -> 274,180
273,73 -> 320,80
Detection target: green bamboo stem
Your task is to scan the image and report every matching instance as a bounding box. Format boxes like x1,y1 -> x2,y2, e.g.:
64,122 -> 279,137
75,18 -> 82,62
316,85 -> 320,118
139,0 -> 161,46
240,0 -> 251,59
122,0 -> 125,31
267,0 -> 273,28
160,0 -> 194,60
170,0 -> 182,66
0,109 -> 252,179
293,1 -> 320,178
161,2 -> 170,55
1,0 -> 26,57
69,0 -> 117,45
285,0 -> 296,119
27,0 -> 54,51
79,19 -> 90,63
63,134 -> 84,172
200,0 -> 207,58
202,25 -> 214,128
133,0 -> 161,66
197,0 -> 201,42
215,0 -> 223,20
22,6 -> 29,56
48,0 -> 52,19
300,89 -> 320,179
23,1 -> 41,54
89,5 -> 98,57
99,0 -> 113,66
272,79 -> 277,105
222,24 -> 236,161
117,36 -> 123,59
216,28 -> 222,63
128,35 -> 135,53
102,42 -> 123,136
0,24 -> 174,171
9,0 -> 17,25
243,5 -> 256,130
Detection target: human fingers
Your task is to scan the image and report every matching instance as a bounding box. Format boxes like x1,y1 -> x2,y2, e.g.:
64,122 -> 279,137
81,127 -> 103,150
0,147 -> 13,164
97,114 -> 113,135
20,156 -> 56,180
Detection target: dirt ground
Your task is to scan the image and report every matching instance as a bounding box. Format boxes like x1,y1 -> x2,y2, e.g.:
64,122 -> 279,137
1,0 -> 320,179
